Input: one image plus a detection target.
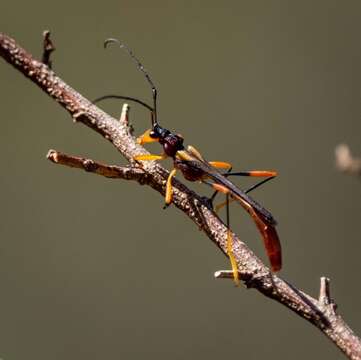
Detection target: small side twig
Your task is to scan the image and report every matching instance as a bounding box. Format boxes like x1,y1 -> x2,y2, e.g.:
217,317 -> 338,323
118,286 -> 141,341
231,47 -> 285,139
214,270 -> 237,279
319,277 -> 337,313
319,277 -> 332,306
47,149 -> 147,182
335,144 -> 361,177
41,30 -> 55,68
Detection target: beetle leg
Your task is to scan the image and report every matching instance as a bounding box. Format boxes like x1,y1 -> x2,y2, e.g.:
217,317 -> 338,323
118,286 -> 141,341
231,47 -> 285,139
134,153 -> 168,161
225,170 -> 277,177
207,165 -> 233,204
214,177 -> 276,212
227,230 -> 240,286
165,168 -> 177,206
186,145 -> 205,161
225,193 -> 240,286
208,161 -> 232,170
229,192 -> 282,272
211,186 -> 240,285
137,129 -> 159,145
215,198 -> 235,213
211,167 -> 276,209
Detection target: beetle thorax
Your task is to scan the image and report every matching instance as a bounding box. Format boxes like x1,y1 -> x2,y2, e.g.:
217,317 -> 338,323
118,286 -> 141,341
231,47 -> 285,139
150,124 -> 184,158
160,133 -> 184,157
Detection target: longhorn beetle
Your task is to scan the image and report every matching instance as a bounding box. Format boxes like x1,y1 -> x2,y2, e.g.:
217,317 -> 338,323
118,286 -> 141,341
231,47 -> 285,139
94,38 -> 282,285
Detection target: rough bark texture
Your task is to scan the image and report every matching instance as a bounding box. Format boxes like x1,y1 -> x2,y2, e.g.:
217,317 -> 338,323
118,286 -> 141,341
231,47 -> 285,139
1,32 -> 360,360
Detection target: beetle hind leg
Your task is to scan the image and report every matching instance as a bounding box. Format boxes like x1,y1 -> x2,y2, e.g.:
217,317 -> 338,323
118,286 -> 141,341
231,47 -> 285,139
225,193 -> 240,286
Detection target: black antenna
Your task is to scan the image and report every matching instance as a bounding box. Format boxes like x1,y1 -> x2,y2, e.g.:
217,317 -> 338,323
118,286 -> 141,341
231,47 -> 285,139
92,94 -> 153,112
104,38 -> 158,127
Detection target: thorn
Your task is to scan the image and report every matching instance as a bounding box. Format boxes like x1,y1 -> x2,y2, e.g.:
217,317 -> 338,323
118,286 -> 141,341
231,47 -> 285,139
42,30 -> 55,68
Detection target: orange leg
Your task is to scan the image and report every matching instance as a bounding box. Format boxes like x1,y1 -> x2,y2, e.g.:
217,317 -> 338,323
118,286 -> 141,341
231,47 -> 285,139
135,129 -> 167,162
208,161 -> 232,170
226,193 -> 240,286
215,198 -> 235,213
214,176 -> 275,213
212,169 -> 277,211
137,129 -> 159,145
185,147 -> 232,171
226,170 -> 277,177
212,185 -> 240,286
186,145 -> 206,161
133,150 -> 174,205
165,168 -> 177,205
227,229 -> 240,286
208,158 -> 277,178
134,154 -> 167,161
213,182 -> 282,272
231,191 -> 282,272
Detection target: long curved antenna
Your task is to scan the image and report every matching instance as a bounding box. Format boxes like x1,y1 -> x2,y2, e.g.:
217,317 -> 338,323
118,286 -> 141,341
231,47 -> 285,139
104,38 -> 158,127
244,176 -> 275,194
92,94 -> 153,112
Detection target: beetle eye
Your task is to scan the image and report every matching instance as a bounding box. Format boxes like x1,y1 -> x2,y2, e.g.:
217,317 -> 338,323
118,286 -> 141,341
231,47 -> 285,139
149,130 -> 158,138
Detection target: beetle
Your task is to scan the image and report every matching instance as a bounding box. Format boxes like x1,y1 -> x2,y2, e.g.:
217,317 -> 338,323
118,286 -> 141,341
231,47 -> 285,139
94,38 -> 282,284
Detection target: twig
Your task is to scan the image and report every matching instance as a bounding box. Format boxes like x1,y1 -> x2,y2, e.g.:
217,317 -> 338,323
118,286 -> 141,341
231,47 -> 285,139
41,30 -> 55,68
319,277 -> 332,305
335,144 -> 361,177
47,149 -> 147,181
1,32 -> 360,360
319,277 -> 338,313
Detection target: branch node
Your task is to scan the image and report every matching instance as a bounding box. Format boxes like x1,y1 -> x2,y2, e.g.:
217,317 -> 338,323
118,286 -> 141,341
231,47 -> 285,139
83,159 -> 96,172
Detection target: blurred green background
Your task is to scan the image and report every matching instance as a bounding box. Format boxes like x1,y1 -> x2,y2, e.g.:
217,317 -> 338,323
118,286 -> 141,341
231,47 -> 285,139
1,1 -> 361,359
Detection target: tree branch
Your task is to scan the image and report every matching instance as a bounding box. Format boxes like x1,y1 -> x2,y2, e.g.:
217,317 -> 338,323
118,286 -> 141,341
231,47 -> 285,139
1,32 -> 360,360
335,144 -> 361,177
